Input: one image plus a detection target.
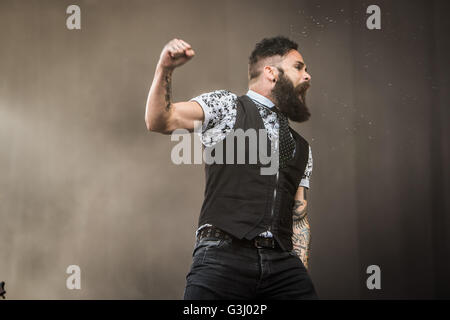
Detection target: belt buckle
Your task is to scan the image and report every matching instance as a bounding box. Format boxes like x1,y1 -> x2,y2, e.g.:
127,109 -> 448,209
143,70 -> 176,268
254,238 -> 264,248
255,237 -> 276,249
254,237 -> 274,249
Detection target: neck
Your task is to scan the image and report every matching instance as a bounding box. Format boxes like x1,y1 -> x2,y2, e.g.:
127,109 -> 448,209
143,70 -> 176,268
248,84 -> 276,105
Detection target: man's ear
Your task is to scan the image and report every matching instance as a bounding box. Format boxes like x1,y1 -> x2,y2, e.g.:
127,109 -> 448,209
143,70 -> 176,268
263,65 -> 277,82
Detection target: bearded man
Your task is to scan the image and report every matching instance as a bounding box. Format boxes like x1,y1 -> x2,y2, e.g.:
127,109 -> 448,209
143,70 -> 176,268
145,36 -> 318,299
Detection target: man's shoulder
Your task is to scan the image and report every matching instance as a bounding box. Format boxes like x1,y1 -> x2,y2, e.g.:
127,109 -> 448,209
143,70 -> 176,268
191,89 -> 241,110
191,89 -> 242,136
196,89 -> 239,99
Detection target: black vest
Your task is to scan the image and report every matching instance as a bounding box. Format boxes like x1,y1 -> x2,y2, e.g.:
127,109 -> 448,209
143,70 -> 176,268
198,95 -> 310,251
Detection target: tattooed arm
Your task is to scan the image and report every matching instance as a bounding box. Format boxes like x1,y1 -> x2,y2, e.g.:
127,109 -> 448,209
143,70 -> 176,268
292,186 -> 311,269
145,38 -> 204,134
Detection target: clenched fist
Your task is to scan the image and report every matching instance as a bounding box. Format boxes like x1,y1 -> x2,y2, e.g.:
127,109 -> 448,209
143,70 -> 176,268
158,38 -> 195,70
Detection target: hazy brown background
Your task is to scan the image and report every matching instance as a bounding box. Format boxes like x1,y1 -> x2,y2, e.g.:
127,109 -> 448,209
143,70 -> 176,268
0,0 -> 449,299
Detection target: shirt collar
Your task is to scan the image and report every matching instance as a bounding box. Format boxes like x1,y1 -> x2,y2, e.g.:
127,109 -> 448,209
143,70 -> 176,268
246,90 -> 275,109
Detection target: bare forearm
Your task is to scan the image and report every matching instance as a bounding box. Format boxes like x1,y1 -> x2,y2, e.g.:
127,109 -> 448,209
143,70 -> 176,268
292,216 -> 311,269
292,199 -> 311,269
145,65 -> 174,132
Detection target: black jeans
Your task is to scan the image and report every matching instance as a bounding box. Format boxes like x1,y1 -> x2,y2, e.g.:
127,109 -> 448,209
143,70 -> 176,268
183,236 -> 318,300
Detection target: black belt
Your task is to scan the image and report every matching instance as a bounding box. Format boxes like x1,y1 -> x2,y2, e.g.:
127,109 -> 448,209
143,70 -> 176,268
197,226 -> 281,249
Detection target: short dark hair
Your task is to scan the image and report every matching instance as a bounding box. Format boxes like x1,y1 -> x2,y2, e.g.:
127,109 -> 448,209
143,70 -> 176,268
248,36 -> 298,80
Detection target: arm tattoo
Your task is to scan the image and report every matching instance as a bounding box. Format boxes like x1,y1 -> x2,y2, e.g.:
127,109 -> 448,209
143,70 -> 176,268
292,200 -> 307,222
164,73 -> 172,111
292,198 -> 311,268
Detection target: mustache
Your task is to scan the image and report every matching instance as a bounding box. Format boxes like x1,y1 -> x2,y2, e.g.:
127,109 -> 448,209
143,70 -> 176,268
296,81 -> 311,93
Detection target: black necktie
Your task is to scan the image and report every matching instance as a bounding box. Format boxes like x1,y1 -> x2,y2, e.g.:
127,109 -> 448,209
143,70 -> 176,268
276,110 -> 296,169
254,101 -> 296,169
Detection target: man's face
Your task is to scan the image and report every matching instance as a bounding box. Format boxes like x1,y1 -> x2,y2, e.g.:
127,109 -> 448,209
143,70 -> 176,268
280,49 -> 312,88
271,50 -> 312,122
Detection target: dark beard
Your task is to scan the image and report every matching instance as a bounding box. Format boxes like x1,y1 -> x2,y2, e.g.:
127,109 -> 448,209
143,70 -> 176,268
271,72 -> 311,123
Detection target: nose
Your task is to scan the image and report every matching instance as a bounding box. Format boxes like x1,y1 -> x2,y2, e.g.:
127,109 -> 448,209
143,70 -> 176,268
304,71 -> 311,81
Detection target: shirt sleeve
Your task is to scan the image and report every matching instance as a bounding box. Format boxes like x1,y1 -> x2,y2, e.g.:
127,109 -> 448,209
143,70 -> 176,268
299,145 -> 313,189
190,90 -> 237,146
190,90 -> 236,132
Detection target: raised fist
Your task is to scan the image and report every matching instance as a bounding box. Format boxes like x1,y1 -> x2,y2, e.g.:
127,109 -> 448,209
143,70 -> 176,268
158,38 -> 195,70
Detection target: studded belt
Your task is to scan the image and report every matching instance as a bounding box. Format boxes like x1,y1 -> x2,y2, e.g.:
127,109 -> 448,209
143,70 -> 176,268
197,226 -> 280,249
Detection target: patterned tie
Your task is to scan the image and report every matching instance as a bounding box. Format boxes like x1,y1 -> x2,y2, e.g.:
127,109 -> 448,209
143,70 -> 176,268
276,111 -> 296,169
